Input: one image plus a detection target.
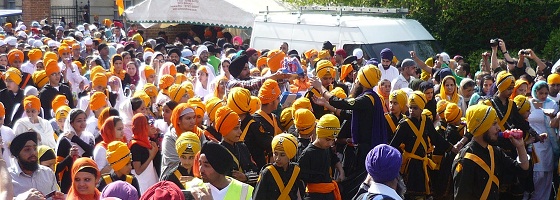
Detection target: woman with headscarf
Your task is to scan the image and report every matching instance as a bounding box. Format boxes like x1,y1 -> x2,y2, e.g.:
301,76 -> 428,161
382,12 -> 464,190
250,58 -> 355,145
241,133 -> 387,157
56,109 -> 95,157
109,54 -> 132,88
419,81 -> 437,120
150,52 -> 164,80
108,75 -> 128,109
217,57 -> 234,80
469,74 -> 494,106
194,64 -> 216,100
129,113 -> 159,194
93,116 -> 126,174
67,158 -> 101,200
136,65 -> 156,91
38,145 -> 57,172
377,79 -> 391,113
154,100 -> 178,137
510,79 -> 529,99
527,81 -> 560,200
126,61 -> 140,88
458,78 -> 476,112
206,76 -> 228,101
436,76 -> 465,110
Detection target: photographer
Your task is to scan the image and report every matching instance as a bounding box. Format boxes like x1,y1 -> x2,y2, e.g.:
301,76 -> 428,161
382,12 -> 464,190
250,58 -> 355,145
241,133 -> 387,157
515,49 -> 547,79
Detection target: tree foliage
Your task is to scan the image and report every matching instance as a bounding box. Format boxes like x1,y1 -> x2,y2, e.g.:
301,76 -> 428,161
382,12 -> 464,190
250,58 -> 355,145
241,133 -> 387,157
282,0 -> 560,62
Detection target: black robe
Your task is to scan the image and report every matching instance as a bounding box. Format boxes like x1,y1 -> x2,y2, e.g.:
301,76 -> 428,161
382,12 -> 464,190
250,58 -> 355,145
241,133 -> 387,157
253,163 -> 305,200
220,141 -> 258,174
96,171 -> 141,196
245,111 -> 279,169
298,143 -> 339,200
0,88 -> 23,127
160,165 -> 193,190
39,83 -> 75,120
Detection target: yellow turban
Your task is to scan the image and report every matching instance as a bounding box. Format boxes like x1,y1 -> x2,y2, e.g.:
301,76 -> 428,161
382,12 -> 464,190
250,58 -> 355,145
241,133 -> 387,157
55,106 -> 71,121
205,97 -> 224,123
182,82 -> 195,100
143,83 -> 158,97
132,33 -> 143,45
304,49 -> 318,59
513,95 -> 530,115
51,95 -> 69,114
271,133 -> 298,159
496,71 -> 515,93
188,97 -> 206,118
280,107 -> 294,130
90,66 -> 105,79
292,97 -> 312,111
227,87 -> 251,114
316,60 -> 336,78
316,50 -> 330,61
249,96 -> 261,114
258,79 -> 281,105
331,87 -> 347,99
267,49 -> 285,73
389,89 -> 408,113
58,44 -> 71,55
28,49 -> 42,62
92,73 -> 108,89
444,103 -> 463,124
422,109 -> 433,121
5,67 -> 21,85
466,104 -> 498,137
436,100 -> 449,121
548,73 -> 560,85
175,73 -> 188,84
106,141 -> 131,171
316,114 -> 340,139
90,92 -> 108,111
175,131 -> 201,155
103,19 -> 112,27
43,52 -> 58,64
32,70 -> 48,88
294,108 -> 316,135
214,106 -> 240,136
133,90 -> 151,107
357,64 -> 381,89
408,91 -> 427,110
23,96 -> 41,111
169,84 -> 187,103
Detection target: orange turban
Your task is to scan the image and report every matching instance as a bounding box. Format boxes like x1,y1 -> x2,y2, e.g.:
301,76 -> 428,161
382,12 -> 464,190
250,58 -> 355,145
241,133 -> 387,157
169,84 -> 187,103
257,57 -> 267,68
23,96 -> 41,111
171,103 -> 196,136
188,97 -> 206,118
267,49 -> 285,72
133,91 -> 151,107
0,102 -> 5,117
214,106 -> 240,136
249,96 -> 261,114
258,79 -> 281,105
58,44 -> 71,55
304,49 -> 318,59
339,64 -> 353,82
71,43 -> 80,51
227,87 -> 251,115
292,97 -> 312,111
90,92 -> 108,111
5,23 -> 12,29
8,49 -> 23,64
52,95 -> 69,114
205,97 -> 224,123
32,70 -> 48,88
104,19 -> 112,27
143,83 -> 158,97
5,67 -> 21,85
28,49 -> 42,62
144,65 -> 155,78
45,59 -> 60,76
548,73 -> 560,85
159,74 -> 175,90
90,66 -> 105,79
92,73 -> 108,88
175,73 -> 188,84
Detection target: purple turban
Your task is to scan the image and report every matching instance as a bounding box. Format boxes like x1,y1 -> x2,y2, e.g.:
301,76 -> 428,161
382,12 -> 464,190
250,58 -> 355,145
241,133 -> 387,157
365,144 -> 402,183
380,48 -> 393,60
101,181 -> 139,200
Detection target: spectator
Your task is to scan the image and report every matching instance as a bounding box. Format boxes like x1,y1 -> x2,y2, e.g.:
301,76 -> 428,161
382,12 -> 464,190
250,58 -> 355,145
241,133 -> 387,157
353,144 -> 404,200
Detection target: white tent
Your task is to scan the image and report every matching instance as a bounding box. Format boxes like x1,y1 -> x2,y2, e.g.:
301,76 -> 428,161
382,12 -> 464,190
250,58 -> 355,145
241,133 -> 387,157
124,0 -> 291,29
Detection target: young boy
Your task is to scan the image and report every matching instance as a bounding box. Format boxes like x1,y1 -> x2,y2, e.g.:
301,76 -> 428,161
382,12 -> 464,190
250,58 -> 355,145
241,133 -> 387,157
254,133 -> 305,199
386,89 -> 407,139
97,141 -> 141,196
160,131 -> 200,189
299,114 -> 344,199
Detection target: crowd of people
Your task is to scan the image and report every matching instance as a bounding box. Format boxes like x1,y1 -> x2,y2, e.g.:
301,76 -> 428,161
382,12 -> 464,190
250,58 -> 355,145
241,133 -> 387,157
0,17 -> 558,200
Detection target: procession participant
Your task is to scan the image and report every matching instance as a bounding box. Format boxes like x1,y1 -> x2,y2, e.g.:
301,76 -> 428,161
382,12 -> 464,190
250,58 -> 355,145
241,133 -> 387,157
96,141 -> 141,195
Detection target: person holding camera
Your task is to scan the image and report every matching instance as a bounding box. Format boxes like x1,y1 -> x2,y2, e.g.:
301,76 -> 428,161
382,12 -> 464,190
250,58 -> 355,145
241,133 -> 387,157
453,104 -> 530,200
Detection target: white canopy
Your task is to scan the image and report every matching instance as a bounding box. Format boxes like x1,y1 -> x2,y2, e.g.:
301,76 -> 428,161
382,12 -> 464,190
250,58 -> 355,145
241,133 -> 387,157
124,0 -> 290,29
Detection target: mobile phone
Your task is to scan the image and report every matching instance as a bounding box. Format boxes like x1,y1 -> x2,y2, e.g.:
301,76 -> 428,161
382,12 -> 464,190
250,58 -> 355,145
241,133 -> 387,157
45,190 -> 56,198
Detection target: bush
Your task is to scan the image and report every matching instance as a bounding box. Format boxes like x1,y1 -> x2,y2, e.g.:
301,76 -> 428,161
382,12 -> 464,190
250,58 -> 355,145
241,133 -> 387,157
543,27 -> 560,62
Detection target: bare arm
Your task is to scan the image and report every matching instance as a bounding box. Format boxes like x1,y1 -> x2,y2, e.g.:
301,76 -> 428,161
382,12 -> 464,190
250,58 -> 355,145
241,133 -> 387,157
526,49 -> 547,72
133,142 -> 158,175
0,157 -> 13,200
410,51 -> 434,74
491,44 -> 500,70
481,52 -> 491,72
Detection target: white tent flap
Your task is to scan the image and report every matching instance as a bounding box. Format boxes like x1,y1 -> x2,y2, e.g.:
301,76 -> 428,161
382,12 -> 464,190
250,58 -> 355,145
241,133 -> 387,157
125,0 -> 289,29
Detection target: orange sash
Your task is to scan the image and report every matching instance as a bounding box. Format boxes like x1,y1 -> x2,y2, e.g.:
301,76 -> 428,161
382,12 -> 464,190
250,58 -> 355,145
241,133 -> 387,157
255,110 -> 282,135
306,181 -> 342,200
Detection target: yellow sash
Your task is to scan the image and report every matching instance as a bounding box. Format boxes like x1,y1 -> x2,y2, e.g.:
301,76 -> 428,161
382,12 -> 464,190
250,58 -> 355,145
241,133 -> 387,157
463,146 -> 499,200
401,115 -> 436,194
497,100 -> 513,131
385,114 -> 397,133
239,119 -> 255,142
255,110 -> 282,136
267,165 -> 301,200
102,174 -> 133,185
224,145 -> 243,173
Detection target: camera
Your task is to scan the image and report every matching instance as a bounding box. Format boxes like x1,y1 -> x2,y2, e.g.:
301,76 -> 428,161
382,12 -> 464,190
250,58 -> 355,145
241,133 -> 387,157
490,38 -> 500,47
521,49 -> 530,55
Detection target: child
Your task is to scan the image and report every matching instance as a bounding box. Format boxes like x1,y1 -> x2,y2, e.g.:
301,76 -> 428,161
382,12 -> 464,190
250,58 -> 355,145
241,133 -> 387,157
96,141 -> 141,196
386,89 -> 407,139
38,145 -> 56,172
160,131 -> 201,189
293,108 -> 316,160
254,133 -> 305,199
298,114 -> 344,199
13,96 -> 57,149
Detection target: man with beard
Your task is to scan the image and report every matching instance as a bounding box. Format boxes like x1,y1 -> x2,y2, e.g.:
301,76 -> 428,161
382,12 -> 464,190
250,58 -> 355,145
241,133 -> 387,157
167,48 -> 181,65
379,48 -> 399,82
189,142 -> 253,199
8,131 -> 64,199
227,54 -> 290,96
453,104 -> 529,200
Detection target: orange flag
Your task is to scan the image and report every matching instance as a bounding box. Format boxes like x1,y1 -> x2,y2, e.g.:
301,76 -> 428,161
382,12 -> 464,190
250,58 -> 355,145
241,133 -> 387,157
116,0 -> 124,16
